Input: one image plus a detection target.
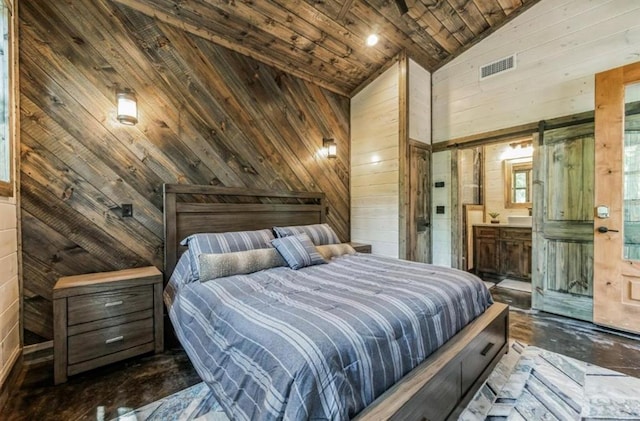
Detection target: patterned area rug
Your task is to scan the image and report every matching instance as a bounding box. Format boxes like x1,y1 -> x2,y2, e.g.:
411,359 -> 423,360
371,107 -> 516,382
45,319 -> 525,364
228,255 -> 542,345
461,341 -> 640,420
114,342 -> 640,420
111,382 -> 226,421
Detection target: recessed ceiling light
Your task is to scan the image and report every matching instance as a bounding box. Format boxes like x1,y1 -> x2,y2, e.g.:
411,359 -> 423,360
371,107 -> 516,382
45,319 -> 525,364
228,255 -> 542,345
366,34 -> 379,46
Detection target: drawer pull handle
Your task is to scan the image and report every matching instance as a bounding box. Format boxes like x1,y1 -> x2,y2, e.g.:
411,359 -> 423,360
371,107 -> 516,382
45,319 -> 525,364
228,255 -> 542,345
105,300 -> 124,307
480,342 -> 495,356
105,336 -> 124,344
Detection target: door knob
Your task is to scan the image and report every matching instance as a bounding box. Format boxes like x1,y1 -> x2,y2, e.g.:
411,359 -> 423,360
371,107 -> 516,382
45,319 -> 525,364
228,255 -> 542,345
416,218 -> 430,232
597,226 -> 619,233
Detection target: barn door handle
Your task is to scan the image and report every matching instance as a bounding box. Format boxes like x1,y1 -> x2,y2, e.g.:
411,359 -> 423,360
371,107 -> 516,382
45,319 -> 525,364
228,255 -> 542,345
597,226 -> 619,233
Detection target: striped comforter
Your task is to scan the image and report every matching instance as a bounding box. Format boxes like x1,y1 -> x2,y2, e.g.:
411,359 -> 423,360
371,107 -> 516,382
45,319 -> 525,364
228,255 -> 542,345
165,253 -> 492,421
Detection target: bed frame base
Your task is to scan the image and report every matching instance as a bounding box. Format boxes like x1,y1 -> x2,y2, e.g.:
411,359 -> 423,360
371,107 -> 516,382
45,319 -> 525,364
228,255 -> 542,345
354,302 -> 509,421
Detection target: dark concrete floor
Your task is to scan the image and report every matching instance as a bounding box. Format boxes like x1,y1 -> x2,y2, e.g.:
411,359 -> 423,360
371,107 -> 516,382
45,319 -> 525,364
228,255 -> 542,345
494,286 -> 640,379
2,349 -> 200,421
3,288 -> 640,420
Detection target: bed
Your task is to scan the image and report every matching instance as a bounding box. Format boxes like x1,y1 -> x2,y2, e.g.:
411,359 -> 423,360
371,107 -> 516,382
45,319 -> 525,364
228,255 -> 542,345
163,184 -> 508,421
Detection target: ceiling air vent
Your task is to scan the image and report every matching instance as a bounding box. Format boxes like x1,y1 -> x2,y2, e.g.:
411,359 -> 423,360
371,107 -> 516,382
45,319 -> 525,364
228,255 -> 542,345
480,54 -> 516,80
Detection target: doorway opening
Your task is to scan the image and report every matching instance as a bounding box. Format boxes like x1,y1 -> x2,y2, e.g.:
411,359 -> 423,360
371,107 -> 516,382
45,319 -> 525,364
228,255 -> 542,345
457,136 -> 534,308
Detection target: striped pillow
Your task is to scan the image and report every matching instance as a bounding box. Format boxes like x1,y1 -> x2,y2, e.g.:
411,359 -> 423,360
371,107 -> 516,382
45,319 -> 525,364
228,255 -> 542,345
273,223 -> 340,246
180,229 -> 275,280
271,234 -> 326,270
198,249 -> 285,282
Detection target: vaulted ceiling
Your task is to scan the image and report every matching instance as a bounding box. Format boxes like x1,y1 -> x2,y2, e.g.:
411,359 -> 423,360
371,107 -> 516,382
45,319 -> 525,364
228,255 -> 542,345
111,0 -> 540,96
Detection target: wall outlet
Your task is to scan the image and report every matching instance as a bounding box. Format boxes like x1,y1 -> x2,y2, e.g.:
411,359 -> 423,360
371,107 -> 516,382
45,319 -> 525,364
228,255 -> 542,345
122,204 -> 133,218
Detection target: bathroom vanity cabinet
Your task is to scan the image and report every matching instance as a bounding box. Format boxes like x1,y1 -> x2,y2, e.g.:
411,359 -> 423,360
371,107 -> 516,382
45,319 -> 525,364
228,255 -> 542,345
473,225 -> 532,281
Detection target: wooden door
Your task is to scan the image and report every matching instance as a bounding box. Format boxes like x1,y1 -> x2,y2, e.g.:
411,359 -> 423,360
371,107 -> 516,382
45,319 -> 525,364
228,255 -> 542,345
593,62 -> 640,334
408,141 -> 431,263
532,124 -> 595,321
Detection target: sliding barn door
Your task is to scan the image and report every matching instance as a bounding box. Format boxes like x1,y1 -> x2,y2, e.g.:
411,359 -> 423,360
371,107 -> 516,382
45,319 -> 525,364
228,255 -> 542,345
593,62 -> 640,334
532,124 -> 595,321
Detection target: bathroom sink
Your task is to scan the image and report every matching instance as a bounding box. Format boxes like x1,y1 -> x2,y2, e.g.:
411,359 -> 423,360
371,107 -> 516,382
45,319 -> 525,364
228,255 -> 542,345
508,216 -> 532,226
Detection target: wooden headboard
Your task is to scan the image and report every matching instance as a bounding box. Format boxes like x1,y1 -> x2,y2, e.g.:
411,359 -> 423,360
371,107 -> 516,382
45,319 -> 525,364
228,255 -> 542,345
163,184 -> 326,282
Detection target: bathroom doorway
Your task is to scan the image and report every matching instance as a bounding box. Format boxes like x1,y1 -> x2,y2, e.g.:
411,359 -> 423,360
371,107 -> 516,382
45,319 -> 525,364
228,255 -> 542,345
457,136 -> 534,301
459,138 -> 534,270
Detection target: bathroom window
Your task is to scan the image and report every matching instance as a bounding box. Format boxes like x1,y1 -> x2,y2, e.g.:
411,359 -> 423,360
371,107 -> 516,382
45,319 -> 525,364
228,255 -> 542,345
0,1 -> 12,197
504,159 -> 532,208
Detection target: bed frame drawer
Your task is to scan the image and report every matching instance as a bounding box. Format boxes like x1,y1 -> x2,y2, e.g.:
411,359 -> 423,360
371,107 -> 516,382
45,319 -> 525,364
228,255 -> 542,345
461,311 -> 507,394
389,360 -> 460,421
67,285 -> 153,326
354,303 -> 509,421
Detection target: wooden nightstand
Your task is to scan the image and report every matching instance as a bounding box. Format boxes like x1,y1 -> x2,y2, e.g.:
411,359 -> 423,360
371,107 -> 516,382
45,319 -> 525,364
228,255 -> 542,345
349,242 -> 372,253
53,266 -> 163,384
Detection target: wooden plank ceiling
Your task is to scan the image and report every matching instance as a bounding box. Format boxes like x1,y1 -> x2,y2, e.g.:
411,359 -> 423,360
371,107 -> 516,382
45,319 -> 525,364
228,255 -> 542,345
112,0 -> 541,96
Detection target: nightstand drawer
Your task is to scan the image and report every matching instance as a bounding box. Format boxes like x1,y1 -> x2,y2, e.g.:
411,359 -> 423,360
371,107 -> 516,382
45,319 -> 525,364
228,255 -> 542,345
68,317 -> 154,365
67,285 -> 153,325
54,266 -> 163,384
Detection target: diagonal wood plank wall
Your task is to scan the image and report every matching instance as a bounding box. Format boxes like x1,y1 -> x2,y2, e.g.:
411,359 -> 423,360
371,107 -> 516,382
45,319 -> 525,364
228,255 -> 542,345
19,0 -> 350,344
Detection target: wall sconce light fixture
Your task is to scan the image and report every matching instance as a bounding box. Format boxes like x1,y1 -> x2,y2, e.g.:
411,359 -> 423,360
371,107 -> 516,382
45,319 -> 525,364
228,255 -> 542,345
116,89 -> 138,125
509,139 -> 532,149
323,138 -> 337,158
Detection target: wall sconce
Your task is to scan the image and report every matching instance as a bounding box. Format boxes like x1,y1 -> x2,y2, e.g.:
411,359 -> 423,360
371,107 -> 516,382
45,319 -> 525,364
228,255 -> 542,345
116,90 -> 138,125
509,139 -> 532,149
323,138 -> 337,158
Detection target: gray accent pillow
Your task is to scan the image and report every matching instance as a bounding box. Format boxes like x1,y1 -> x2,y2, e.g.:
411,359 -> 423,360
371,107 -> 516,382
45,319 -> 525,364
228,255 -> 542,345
198,249 -> 285,282
315,243 -> 356,261
271,233 -> 326,270
273,223 -> 340,246
180,229 -> 275,281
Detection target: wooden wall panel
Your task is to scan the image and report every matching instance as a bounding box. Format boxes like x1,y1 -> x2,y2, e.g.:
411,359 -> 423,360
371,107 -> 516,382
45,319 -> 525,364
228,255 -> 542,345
408,59 -> 431,145
432,0 -> 640,142
431,150 -> 453,266
350,63 -> 399,258
19,0 -> 350,344
0,0 -> 21,391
